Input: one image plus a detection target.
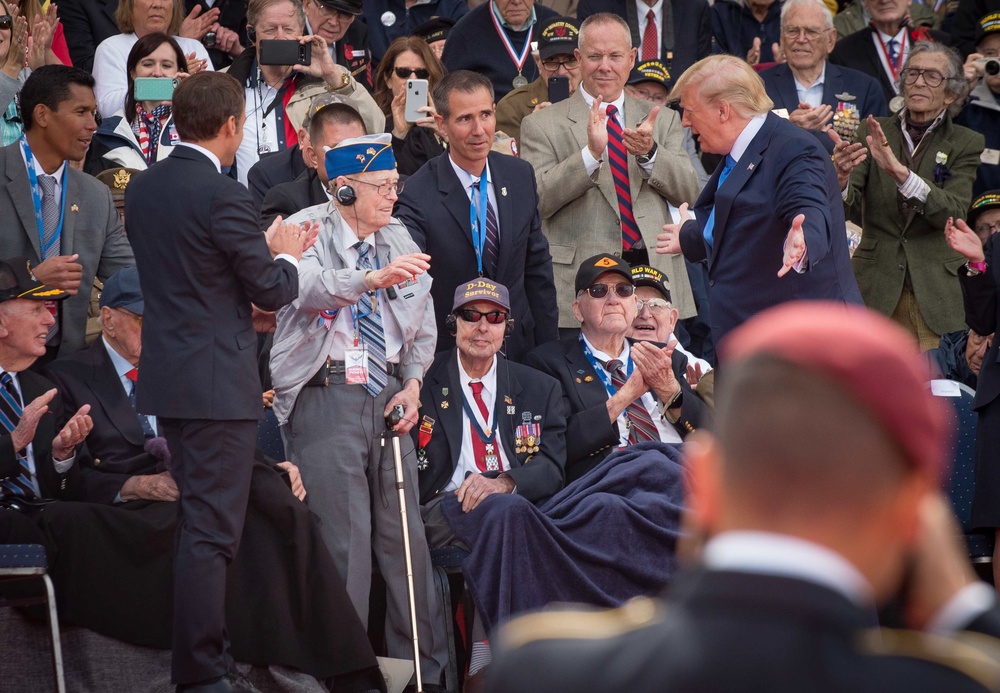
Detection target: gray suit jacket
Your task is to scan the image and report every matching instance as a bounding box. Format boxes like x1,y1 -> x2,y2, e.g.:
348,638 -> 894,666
0,142 -> 134,355
520,91 -> 701,326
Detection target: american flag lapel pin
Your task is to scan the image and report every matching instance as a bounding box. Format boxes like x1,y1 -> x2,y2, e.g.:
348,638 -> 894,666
71,204 -> 79,212
747,163 -> 755,171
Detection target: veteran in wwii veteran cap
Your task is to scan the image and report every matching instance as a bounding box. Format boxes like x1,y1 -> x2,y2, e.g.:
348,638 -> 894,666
495,16 -> 582,145
268,132 -> 450,690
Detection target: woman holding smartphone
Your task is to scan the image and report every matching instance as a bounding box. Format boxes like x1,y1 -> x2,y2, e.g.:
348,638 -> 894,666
85,32 -> 189,175
373,35 -> 446,175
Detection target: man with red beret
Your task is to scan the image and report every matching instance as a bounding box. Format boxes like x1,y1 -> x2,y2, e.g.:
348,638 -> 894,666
487,301 -> 1000,693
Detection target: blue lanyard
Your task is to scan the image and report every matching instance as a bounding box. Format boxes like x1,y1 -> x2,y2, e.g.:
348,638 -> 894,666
461,384 -> 498,443
20,136 -> 67,260
469,171 -> 490,276
579,334 -> 633,399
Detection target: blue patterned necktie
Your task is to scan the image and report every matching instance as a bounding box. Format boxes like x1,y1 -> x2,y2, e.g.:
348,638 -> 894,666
0,372 -> 40,498
703,155 -> 737,248
472,181 -> 500,278
38,174 -> 61,343
886,38 -> 899,67
126,369 -> 156,438
355,242 -> 388,397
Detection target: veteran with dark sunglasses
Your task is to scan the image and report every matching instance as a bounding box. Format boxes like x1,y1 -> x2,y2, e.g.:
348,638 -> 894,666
525,253 -> 708,481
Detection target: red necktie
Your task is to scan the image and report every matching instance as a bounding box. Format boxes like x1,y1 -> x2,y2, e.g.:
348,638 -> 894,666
126,368 -> 138,381
642,9 -> 658,61
469,381 -> 490,473
605,105 -> 642,250
606,359 -> 659,444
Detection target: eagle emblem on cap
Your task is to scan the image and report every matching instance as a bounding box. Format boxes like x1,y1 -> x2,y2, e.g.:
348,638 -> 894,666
113,169 -> 132,189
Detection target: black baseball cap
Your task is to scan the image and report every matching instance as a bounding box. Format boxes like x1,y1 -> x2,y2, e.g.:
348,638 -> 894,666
976,11 -> 1000,43
414,16 -> 455,44
0,257 -> 69,303
631,265 -> 672,303
99,267 -> 144,315
537,16 -> 580,60
575,253 -> 634,294
627,60 -> 672,88
970,190 -> 1000,226
315,0 -> 363,16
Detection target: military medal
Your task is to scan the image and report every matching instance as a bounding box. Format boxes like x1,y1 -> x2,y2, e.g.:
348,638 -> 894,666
512,73 -> 528,88
490,5 -> 533,91
417,416 -> 435,471
889,95 -> 905,114
484,443 -> 500,472
832,101 -> 860,141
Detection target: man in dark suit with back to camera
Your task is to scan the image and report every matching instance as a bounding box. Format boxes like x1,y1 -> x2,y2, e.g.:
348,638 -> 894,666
488,301 -> 1000,693
0,65 -> 134,362
760,0 -> 887,130
125,71 -> 316,693
658,54 -> 861,345
395,70 -> 558,363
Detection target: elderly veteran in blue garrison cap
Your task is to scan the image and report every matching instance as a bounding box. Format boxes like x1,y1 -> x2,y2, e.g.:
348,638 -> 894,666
268,132 -> 449,690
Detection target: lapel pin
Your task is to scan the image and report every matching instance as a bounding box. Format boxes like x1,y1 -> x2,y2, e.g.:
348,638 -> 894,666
584,375 -> 594,382
507,405 -> 516,415
71,204 -> 79,212
504,395 -> 512,405
747,163 -> 755,171
442,387 -> 449,396
501,187 -> 508,197
441,400 -> 449,409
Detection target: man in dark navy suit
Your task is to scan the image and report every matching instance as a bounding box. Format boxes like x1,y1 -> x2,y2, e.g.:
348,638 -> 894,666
576,0 -> 711,80
658,55 -> 861,344
125,72 -> 315,693
395,70 -> 558,363
760,0 -> 886,129
488,302 -> 1000,693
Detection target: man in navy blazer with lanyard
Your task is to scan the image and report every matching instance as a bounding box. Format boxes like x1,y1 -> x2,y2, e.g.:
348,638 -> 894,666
126,72 -> 315,693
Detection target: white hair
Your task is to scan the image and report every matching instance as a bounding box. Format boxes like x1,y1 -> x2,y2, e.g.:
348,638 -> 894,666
780,0 -> 833,30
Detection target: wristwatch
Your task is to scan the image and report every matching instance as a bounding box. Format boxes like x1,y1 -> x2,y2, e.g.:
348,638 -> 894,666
635,141 -> 657,165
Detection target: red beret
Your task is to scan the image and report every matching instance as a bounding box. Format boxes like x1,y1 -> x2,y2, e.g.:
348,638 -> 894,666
720,301 -> 953,480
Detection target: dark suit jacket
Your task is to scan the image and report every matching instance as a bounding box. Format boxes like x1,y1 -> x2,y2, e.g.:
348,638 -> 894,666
759,61 -> 888,119
332,21 -> 374,91
576,0 -> 711,79
45,339 -> 158,505
960,234 -> 1000,411
678,113 -> 862,344
125,146 -> 299,420
0,142 -> 135,356
259,167 -> 328,232
0,370 -> 80,500
184,0 -> 248,71
56,0 -> 119,72
394,151 -> 559,362
247,144 -> 308,213
487,568 -> 1000,693
524,336 -> 707,482
829,26 -> 952,105
415,349 -> 567,505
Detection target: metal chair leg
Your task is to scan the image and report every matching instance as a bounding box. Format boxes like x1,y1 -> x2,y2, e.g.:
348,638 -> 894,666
41,574 -> 66,693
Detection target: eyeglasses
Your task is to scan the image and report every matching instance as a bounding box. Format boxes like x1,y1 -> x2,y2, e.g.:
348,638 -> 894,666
900,68 -> 949,87
456,309 -> 508,324
116,308 -> 143,326
636,297 -> 670,312
345,177 -> 404,197
395,67 -> 430,80
976,222 -> 1000,236
583,283 -> 635,299
781,25 -> 828,40
0,16 -> 11,30
541,57 -> 579,70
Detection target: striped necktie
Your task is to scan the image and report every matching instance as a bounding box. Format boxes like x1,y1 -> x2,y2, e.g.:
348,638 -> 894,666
605,105 -> 642,250
0,372 -> 40,498
38,174 -> 61,344
125,368 -> 156,438
605,359 -> 658,444
355,242 -> 388,397
472,181 -> 500,278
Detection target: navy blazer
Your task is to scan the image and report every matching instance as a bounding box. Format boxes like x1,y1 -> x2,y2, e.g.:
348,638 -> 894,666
830,26 -> 952,105
760,62 -> 888,119
678,113 -> 862,344
57,0 -> 119,72
126,146 -> 299,420
395,151 -> 559,363
415,350 -> 567,505
576,0 -> 711,79
247,144 -> 308,213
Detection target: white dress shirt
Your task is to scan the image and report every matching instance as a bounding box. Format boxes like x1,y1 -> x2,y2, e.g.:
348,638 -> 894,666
449,156 -> 500,233
636,0 -> 664,57
872,27 -> 909,95
579,87 -> 657,176
446,353 -> 513,491
102,337 -> 158,436
0,369 -> 75,487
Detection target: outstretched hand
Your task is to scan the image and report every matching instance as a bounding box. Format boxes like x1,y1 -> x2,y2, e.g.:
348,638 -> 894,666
657,203 -> 691,255
778,214 -> 806,277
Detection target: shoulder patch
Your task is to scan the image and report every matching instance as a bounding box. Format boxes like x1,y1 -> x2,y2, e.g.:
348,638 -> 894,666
497,596 -> 664,651
858,628 -> 1000,689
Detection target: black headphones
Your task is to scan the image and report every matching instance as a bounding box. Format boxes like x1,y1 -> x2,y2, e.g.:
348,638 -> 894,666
446,311 -> 515,337
335,184 -> 357,206
246,26 -> 256,44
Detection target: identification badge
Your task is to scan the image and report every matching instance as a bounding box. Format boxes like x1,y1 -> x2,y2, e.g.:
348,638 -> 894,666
345,345 -> 369,385
983,149 -> 1000,166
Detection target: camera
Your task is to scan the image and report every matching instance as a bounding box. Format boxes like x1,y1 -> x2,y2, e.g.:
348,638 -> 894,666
978,57 -> 1000,77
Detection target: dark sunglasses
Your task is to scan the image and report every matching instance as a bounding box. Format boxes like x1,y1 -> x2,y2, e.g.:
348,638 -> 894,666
395,67 -> 430,80
585,283 -> 635,299
457,309 -> 508,324
0,16 -> 11,30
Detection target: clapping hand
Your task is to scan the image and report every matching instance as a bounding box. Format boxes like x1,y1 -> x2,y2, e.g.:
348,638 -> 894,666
52,404 -> 93,462
623,106 -> 658,157
586,94 -> 609,160
179,4 -> 220,41
746,37 -> 762,65
828,128 -> 867,189
788,102 -> 833,130
945,216 -> 986,264
265,217 -> 319,260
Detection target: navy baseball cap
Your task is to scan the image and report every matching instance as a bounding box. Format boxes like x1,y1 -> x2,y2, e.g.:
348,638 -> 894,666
100,267 -> 144,315
453,279 -> 511,312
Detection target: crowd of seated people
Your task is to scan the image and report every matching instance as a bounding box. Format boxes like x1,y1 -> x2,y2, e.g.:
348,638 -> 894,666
5,0 -> 1000,691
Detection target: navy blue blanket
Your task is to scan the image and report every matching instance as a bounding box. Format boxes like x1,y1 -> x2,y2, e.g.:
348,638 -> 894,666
441,441 -> 685,634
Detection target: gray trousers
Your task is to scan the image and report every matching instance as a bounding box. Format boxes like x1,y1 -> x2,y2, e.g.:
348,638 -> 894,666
283,375 -> 448,683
